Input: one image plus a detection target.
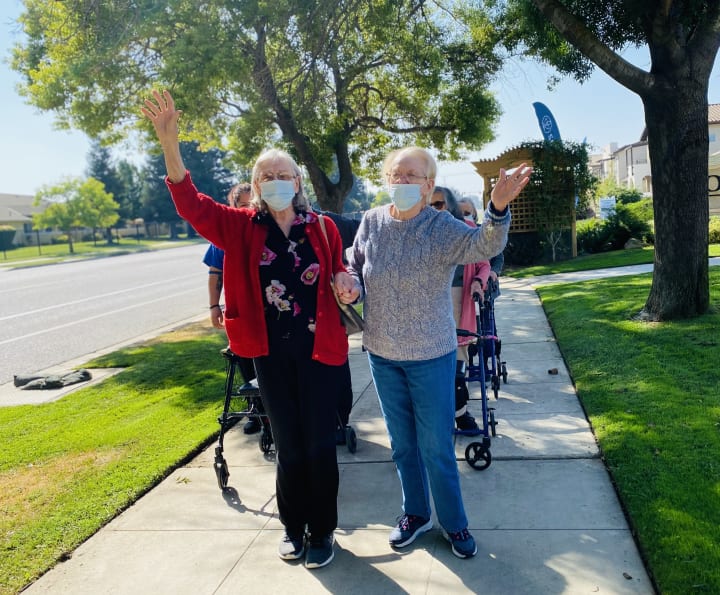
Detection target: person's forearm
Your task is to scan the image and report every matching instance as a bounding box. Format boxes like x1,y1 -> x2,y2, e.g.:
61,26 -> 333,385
207,272 -> 223,307
162,140 -> 187,183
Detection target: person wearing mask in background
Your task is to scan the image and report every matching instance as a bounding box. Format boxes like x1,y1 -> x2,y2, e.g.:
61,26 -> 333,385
457,197 -> 478,224
142,89 -> 358,569
345,146 -> 531,559
431,186 -> 489,436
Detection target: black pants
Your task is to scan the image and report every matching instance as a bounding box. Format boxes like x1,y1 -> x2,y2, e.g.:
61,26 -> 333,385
253,338 -> 343,538
337,359 -> 353,427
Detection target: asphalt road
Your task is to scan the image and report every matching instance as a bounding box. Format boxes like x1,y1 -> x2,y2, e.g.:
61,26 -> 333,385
0,243 -> 212,386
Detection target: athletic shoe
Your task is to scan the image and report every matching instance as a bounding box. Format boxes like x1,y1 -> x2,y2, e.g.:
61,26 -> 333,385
243,416 -> 261,434
455,412 -> 482,436
389,514 -> 433,548
278,532 -> 305,560
443,528 -> 478,559
305,534 -> 334,569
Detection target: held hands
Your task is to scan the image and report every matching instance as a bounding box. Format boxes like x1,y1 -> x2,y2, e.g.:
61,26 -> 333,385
140,90 -> 182,147
490,163 -> 533,212
334,271 -> 361,304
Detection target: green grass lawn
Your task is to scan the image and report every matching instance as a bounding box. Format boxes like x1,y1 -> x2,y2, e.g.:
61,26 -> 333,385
508,243 -> 720,278
0,323 -> 234,595
538,268 -> 720,595
0,237 -> 204,267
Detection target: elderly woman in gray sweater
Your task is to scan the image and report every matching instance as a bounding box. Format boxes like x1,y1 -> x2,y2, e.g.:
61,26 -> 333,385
343,147 -> 531,559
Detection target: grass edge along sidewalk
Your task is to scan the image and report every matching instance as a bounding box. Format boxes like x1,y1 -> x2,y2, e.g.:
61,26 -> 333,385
0,323 -> 229,595
538,267 -> 720,595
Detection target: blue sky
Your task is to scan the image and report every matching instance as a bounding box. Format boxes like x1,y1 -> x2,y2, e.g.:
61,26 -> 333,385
2,0 -> 720,198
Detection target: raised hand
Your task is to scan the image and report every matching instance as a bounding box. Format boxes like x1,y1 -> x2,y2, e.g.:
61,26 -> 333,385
141,89 -> 182,146
491,163 -> 533,212
140,89 -> 186,183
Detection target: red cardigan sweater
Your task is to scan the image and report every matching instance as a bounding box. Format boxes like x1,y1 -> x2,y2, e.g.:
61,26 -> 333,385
166,172 -> 349,365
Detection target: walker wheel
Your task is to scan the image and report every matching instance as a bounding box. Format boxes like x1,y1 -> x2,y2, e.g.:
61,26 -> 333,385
346,426 -> 357,454
214,455 -> 230,489
260,427 -> 273,454
491,376 -> 500,399
489,409 -> 497,437
501,363 -> 508,384
465,442 -> 492,470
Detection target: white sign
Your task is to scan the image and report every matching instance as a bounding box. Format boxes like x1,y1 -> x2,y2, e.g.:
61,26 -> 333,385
598,196 -> 617,220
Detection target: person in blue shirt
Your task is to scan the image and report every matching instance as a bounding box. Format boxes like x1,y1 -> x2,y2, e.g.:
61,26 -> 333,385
202,183 -> 262,434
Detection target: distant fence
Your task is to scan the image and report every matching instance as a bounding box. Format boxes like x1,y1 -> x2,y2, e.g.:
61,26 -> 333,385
17,222 -> 174,246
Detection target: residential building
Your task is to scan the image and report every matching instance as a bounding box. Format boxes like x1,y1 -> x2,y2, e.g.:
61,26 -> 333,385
589,103 -> 720,215
0,192 -> 48,245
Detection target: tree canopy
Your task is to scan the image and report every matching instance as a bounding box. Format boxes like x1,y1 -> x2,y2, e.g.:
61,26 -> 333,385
33,177 -> 119,253
475,0 -> 720,320
12,0 -> 505,212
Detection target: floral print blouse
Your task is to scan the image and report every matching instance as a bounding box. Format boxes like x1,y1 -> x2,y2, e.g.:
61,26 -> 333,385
256,209 -> 321,342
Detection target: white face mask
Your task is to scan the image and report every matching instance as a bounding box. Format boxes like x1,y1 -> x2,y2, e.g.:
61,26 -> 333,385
388,184 -> 422,211
260,180 -> 295,211
464,215 -> 476,223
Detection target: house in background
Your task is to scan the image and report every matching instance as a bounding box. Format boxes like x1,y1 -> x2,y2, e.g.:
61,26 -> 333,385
589,103 -> 720,215
0,193 -> 48,245
589,138 -> 651,195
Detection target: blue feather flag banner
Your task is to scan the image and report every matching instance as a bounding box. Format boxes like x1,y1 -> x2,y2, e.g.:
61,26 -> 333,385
532,102 -> 562,142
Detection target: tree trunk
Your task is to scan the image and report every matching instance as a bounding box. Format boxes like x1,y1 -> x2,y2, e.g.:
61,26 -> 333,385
251,24 -> 352,214
640,82 -> 709,320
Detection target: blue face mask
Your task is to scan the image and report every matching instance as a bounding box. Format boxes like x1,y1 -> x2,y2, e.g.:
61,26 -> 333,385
388,184 -> 422,212
260,180 -> 296,211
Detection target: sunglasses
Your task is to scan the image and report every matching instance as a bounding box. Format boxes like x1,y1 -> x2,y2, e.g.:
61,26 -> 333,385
430,201 -> 446,209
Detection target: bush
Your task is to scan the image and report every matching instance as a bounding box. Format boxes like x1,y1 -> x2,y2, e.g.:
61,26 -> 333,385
614,187 -> 644,204
51,235 -> 69,245
577,218 -> 610,254
577,203 -> 652,254
710,216 -> 720,244
504,232 -> 543,266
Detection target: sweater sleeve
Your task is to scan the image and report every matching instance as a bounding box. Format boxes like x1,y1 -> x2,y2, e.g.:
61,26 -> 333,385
346,213 -> 369,302
439,206 -> 511,267
321,215 -> 348,277
165,171 -> 237,250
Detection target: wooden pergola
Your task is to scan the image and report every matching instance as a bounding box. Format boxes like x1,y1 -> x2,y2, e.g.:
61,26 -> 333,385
472,144 -> 577,258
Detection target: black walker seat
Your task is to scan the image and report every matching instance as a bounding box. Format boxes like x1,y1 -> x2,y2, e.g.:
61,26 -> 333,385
214,348 -> 273,490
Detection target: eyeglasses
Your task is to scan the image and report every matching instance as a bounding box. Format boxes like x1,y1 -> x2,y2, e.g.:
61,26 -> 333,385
430,201 -> 446,210
258,172 -> 296,183
386,172 -> 428,184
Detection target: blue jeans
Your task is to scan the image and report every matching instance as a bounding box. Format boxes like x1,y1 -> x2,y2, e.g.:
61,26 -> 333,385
368,350 -> 469,533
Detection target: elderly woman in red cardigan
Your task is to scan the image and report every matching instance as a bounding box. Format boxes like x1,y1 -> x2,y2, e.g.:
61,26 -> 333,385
142,90 -> 359,570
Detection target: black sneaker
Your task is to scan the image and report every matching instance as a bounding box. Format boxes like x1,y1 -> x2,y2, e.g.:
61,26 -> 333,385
455,412 -> 482,436
443,527 -> 478,559
278,532 -> 305,560
305,533 -> 334,569
335,426 -> 347,445
243,416 -> 261,434
389,514 -> 433,548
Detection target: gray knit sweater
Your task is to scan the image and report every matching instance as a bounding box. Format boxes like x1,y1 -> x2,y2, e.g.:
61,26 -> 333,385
347,204 -> 510,361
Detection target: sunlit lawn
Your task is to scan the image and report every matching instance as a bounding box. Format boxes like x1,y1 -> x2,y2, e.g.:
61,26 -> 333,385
538,268 -> 720,595
0,323 -> 233,595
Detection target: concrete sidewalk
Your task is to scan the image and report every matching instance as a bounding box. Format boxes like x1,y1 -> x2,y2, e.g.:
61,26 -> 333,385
23,277 -> 655,595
